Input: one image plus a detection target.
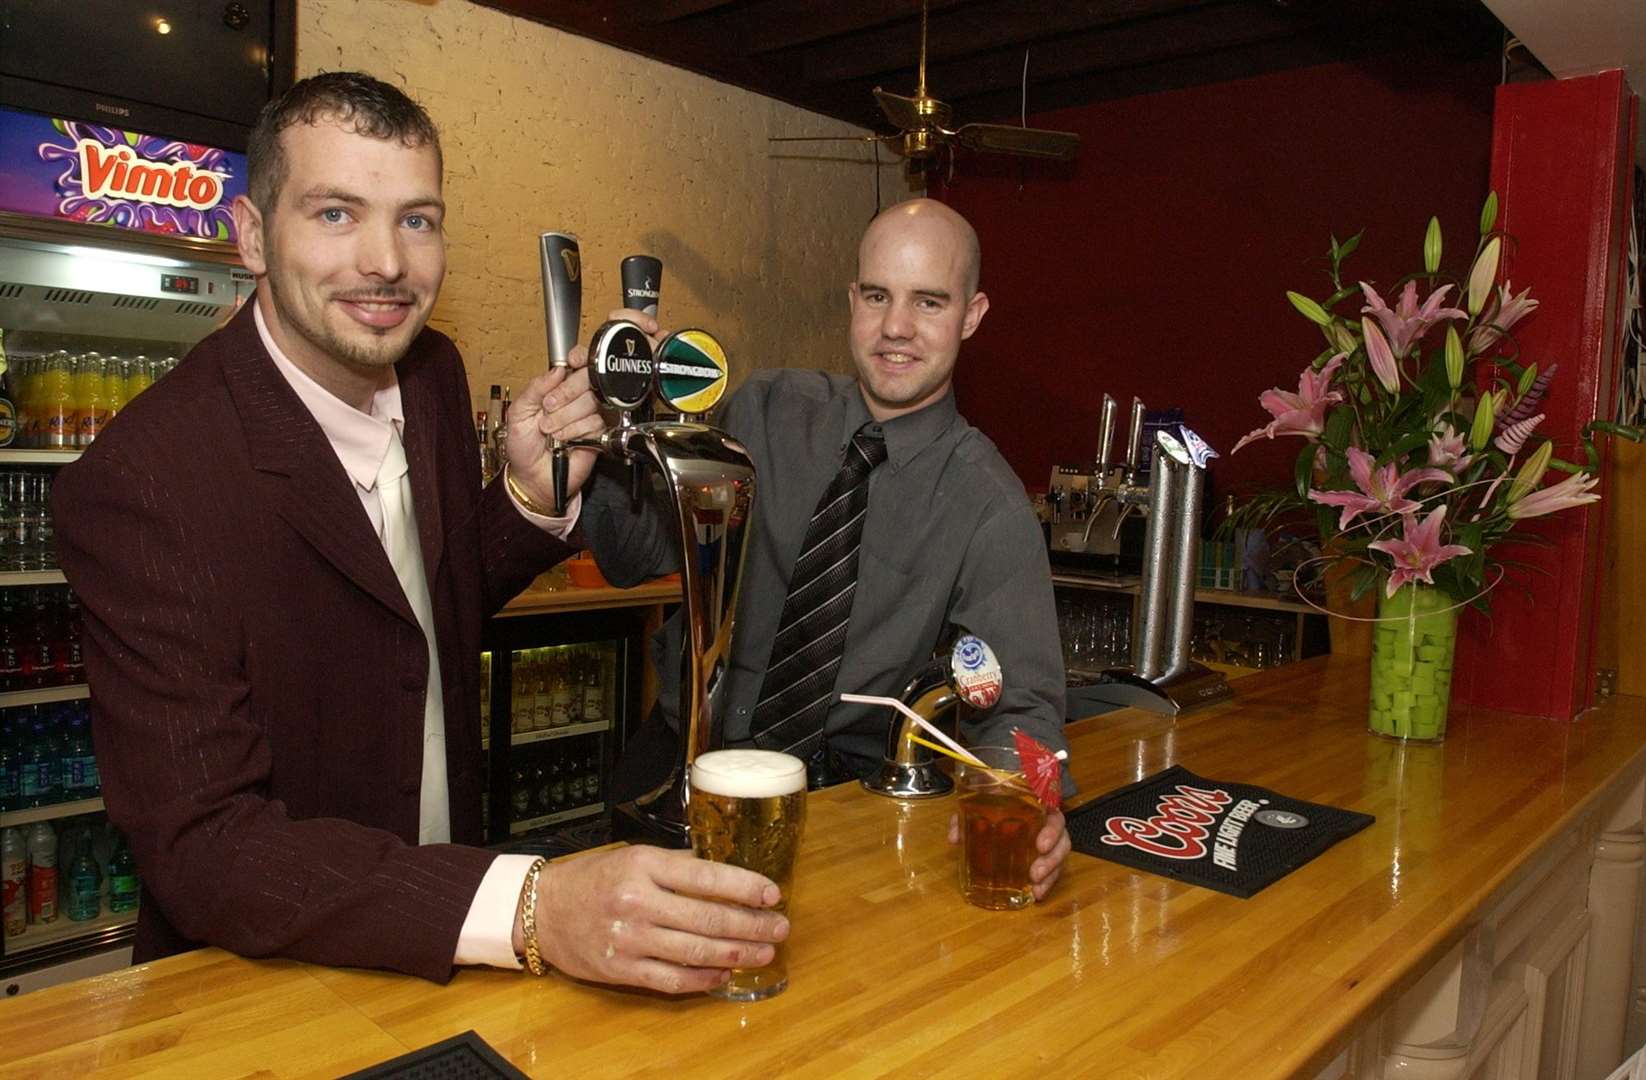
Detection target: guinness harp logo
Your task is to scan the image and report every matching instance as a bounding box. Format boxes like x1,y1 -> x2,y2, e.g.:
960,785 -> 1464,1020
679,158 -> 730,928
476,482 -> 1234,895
560,248 -> 580,282
624,336 -> 637,357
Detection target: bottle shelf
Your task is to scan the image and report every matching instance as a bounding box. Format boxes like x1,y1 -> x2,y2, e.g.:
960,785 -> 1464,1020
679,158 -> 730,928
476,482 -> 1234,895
508,801 -> 604,836
0,570 -> 66,586
510,719 -> 608,746
0,684 -> 90,709
0,797 -> 105,829
2,906 -> 136,957
0,450 -> 82,466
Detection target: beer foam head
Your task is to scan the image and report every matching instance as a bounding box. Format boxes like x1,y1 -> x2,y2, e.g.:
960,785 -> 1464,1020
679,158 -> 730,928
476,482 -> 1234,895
691,750 -> 806,798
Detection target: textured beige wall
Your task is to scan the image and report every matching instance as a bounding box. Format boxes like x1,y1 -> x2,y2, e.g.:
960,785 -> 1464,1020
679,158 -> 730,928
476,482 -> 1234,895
298,0 -> 902,406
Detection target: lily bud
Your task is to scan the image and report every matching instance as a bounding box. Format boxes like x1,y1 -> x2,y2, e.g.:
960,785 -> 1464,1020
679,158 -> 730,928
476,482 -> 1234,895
1517,363 -> 1538,398
1506,439 -> 1554,505
1467,237 -> 1501,316
1445,325 -> 1464,389
1329,320 -> 1358,356
1423,216 -> 1442,275
1287,291 -> 1331,327
1362,316 -> 1400,394
1480,191 -> 1498,235
1469,390 -> 1498,451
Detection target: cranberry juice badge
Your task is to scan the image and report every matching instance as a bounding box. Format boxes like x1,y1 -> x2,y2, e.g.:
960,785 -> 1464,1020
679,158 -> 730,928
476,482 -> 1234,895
0,106 -> 247,241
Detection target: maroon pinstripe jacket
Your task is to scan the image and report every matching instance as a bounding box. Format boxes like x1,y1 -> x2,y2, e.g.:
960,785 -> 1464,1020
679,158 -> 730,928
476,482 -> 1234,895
53,302 -> 570,981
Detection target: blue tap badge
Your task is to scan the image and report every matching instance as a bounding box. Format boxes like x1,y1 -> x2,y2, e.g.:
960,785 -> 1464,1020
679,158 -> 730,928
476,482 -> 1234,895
1179,425 -> 1219,469
950,634 -> 1002,709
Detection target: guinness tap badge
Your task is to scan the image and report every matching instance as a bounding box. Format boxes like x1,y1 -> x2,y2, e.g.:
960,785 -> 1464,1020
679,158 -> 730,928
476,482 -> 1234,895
589,320 -> 654,410
560,247 -> 580,282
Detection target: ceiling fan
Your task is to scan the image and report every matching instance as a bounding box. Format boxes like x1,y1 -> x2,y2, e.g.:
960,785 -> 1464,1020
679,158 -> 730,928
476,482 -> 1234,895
770,0 -> 1080,179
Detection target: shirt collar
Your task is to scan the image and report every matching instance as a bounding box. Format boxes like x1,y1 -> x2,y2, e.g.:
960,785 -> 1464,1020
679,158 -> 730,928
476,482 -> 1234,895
254,295 -> 404,492
839,381 -> 959,471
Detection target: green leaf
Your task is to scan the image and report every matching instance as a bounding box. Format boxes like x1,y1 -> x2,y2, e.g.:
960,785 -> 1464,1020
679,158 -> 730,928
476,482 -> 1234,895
1338,230 -> 1363,261
1480,191 -> 1499,235
1349,565 -> 1377,603
1294,443 -> 1317,499
1322,405 -> 1355,454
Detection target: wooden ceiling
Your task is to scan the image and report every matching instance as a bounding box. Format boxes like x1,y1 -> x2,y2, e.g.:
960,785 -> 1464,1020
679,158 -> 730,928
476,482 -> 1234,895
476,1 -> 1505,131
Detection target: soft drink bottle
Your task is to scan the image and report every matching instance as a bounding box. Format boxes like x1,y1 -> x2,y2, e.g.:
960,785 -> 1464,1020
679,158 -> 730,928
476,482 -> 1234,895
107,837 -> 139,913
26,820 -> 57,923
39,351 -> 73,449
2,825 -> 26,937
72,352 -> 106,447
66,842 -> 101,921
0,715 -> 18,811
66,707 -> 98,797
103,356 -> 129,425
20,711 -> 61,807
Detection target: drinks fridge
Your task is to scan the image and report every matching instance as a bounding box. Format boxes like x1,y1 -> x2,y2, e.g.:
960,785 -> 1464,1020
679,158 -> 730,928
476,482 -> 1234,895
0,101 -> 252,987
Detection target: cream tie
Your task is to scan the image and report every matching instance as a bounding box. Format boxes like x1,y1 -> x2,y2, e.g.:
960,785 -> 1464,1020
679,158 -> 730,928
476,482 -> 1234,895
377,427 -> 450,845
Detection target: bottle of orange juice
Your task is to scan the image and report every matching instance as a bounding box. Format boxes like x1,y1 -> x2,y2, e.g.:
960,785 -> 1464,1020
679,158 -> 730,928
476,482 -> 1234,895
40,352 -> 74,450
103,356 -> 128,426
126,355 -> 154,402
72,353 -> 106,447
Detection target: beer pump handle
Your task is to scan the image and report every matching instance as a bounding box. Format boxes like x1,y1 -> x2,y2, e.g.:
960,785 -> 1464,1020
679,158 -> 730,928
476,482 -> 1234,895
1124,397 -> 1147,477
1096,393 -> 1119,474
539,232 -> 581,370
620,255 -> 662,318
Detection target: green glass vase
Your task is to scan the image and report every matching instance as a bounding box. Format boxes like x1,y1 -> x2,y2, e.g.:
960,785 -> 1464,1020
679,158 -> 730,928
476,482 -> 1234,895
1368,583 -> 1458,742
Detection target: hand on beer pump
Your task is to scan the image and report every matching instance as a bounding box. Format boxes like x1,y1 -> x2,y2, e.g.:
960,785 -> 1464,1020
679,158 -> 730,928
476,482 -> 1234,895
948,808 -> 1073,901
504,346 -> 606,515
509,845 -> 790,994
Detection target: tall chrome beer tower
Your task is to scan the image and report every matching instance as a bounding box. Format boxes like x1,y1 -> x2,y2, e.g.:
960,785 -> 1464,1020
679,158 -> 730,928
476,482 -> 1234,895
539,234 -> 753,846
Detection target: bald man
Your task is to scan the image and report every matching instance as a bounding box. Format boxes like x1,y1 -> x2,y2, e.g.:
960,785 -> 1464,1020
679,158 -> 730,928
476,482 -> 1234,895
581,199 -> 1071,897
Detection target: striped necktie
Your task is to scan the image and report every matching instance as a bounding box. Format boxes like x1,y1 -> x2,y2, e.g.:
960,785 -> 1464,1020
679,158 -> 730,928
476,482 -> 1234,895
750,426 -> 888,760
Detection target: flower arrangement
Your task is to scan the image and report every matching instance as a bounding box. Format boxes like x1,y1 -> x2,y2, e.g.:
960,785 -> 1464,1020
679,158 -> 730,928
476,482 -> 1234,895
1230,192 -> 1640,610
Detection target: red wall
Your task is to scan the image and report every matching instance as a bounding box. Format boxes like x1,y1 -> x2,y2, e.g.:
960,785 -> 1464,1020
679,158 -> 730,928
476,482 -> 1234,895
941,53 -> 1499,500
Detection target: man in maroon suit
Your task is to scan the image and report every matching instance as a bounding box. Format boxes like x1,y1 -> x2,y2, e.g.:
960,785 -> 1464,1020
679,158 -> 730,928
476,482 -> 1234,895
52,72 -> 786,990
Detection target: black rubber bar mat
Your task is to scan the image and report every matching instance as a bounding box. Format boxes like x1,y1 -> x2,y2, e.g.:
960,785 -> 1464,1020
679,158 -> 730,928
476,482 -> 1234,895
1067,764 -> 1374,898
340,1030 -> 529,1080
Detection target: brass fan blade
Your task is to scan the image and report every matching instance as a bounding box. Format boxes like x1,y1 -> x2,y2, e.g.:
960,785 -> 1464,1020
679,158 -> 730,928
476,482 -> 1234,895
873,87 -> 925,132
952,123 -> 1080,161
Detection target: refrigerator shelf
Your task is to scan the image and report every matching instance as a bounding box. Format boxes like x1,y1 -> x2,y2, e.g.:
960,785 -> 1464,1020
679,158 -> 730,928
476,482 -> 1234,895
0,684 -> 90,709
3,907 -> 136,958
0,571 -> 65,586
0,797 -> 105,829
510,720 -> 608,746
508,802 -> 604,836
0,450 -> 81,466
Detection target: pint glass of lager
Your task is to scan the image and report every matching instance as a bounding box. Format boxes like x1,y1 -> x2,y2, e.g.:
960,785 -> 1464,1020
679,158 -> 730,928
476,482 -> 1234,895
687,749 -> 807,1001
956,746 -> 1047,910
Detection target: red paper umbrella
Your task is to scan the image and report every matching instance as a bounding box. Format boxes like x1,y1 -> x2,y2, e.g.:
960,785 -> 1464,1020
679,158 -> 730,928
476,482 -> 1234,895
1012,730 -> 1063,811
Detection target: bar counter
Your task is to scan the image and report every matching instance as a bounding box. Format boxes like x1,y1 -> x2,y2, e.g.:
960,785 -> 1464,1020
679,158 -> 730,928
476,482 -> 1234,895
4,655 -> 1646,1078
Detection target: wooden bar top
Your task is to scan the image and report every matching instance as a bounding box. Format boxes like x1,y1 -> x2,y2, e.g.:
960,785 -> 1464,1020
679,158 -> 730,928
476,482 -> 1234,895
5,655 -> 1646,1078
497,574 -> 682,617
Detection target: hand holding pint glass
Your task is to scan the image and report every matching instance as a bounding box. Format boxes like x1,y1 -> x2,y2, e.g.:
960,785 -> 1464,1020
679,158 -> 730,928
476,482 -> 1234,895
687,750 -> 807,1001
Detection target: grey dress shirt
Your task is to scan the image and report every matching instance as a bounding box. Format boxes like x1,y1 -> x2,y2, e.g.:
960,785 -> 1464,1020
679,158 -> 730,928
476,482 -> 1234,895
581,369 -> 1069,767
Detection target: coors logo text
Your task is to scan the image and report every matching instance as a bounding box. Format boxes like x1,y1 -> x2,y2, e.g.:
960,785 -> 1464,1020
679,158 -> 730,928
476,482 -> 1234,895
1100,784 -> 1232,860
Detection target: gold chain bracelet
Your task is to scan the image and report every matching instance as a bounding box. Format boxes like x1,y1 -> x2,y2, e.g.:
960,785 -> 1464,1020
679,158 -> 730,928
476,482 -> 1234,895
504,465 -> 558,519
518,856 -> 549,976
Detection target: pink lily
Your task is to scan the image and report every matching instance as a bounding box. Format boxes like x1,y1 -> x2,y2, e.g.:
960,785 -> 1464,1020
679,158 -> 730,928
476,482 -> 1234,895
1369,505 -> 1473,597
1467,282 -> 1538,353
1360,280 -> 1468,358
1307,446 -> 1453,530
1427,423 -> 1474,474
1505,472 -> 1601,520
1231,354 -> 1345,453
1361,318 -> 1401,394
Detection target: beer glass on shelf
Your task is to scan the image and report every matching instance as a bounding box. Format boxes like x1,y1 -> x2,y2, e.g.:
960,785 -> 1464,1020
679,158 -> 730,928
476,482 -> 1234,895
687,749 -> 806,1002
956,746 -> 1047,911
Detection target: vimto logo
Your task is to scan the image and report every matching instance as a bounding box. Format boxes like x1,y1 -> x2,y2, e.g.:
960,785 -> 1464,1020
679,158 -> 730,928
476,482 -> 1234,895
75,140 -> 226,211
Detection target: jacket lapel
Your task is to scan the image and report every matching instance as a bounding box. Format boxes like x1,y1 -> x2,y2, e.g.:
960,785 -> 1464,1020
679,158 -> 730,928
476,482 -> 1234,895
217,303 -> 419,629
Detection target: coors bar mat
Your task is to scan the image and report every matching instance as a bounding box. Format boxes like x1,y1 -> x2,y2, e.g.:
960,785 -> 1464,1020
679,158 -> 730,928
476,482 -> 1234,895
340,1031 -> 529,1080
1066,764 -> 1374,898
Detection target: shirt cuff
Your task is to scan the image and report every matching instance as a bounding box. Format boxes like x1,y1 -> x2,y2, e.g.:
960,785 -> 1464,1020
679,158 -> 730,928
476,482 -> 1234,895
507,481 -> 581,540
455,853 -> 541,969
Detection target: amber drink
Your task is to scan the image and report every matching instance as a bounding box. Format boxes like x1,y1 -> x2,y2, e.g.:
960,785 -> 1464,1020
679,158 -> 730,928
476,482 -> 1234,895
687,749 -> 806,1001
957,746 -> 1046,910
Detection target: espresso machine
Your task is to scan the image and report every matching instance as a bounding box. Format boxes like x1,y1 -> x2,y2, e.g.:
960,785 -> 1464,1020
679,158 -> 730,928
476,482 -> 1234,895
1086,426 -> 1234,715
1046,393 -> 1147,570
538,232 -> 752,848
